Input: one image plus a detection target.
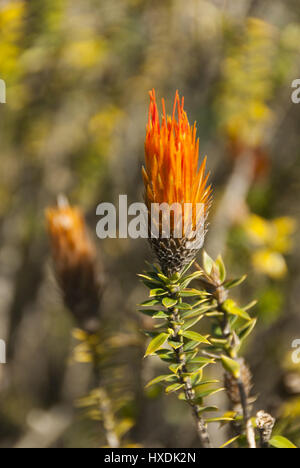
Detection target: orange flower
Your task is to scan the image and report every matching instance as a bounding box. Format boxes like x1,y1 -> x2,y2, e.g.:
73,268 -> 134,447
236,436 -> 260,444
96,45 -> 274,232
142,90 -> 212,275
47,203 -> 95,267
143,89 -> 211,212
46,197 -> 102,331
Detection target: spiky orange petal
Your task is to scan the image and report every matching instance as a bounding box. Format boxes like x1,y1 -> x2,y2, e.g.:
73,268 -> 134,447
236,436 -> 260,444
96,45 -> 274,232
143,89 -> 212,221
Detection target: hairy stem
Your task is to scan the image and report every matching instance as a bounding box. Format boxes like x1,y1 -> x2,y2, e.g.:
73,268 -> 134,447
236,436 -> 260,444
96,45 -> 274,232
169,307 -> 212,449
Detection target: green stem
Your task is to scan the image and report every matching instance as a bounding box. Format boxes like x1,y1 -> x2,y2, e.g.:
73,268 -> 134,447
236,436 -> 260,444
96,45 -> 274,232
219,306 -> 256,449
168,304 -> 212,449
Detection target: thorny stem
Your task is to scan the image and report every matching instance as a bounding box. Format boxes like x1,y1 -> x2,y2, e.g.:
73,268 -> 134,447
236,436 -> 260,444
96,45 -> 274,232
219,305 -> 256,449
169,303 -> 212,449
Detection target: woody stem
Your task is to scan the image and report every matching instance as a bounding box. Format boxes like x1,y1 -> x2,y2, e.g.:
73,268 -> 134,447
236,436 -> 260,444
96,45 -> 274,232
219,306 -> 256,449
91,339 -> 120,448
169,305 -> 212,449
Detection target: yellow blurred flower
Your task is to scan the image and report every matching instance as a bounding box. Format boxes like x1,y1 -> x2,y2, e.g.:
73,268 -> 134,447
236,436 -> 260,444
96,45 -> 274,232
272,217 -> 296,253
243,214 -> 271,246
252,249 -> 287,279
0,1 -> 25,78
244,214 -> 296,252
62,39 -> 107,69
243,214 -> 296,279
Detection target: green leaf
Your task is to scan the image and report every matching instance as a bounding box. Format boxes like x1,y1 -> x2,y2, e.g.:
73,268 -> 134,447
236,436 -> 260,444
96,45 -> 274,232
210,337 -> 228,345
170,272 -> 181,282
216,255 -> 226,283
238,318 -> 257,341
222,299 -> 251,321
198,406 -> 218,414
140,299 -> 160,307
187,357 -> 215,366
243,300 -> 258,311
192,297 -> 211,307
162,297 -> 178,308
221,355 -> 240,379
269,436 -> 297,449
191,371 -> 204,386
180,259 -> 196,276
206,417 -> 234,423
169,363 -> 183,374
165,383 -> 184,394
181,330 -> 210,344
181,305 -> 212,320
192,379 -> 219,385
156,350 -> 173,362
139,309 -> 157,317
206,311 -> 224,318
183,340 -> 200,352
219,435 -> 241,448
176,302 -> 192,310
180,288 -> 205,297
157,273 -> 169,283
144,333 -> 170,357
145,374 -> 177,388
194,387 -> 224,400
224,275 -> 247,289
152,311 -> 169,319
146,262 -> 161,273
138,274 -> 162,285
179,271 -> 203,288
168,340 -> 182,350
203,251 -> 214,275
149,288 -> 168,297
182,315 -> 204,330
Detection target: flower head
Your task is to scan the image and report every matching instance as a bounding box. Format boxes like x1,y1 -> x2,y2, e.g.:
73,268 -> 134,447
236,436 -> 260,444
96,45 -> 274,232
142,90 -> 212,276
143,89 -> 211,211
46,197 -> 102,332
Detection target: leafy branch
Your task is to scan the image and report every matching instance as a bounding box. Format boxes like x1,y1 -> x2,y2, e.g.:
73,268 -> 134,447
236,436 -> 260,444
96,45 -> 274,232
196,252 -> 258,448
139,261 -> 228,448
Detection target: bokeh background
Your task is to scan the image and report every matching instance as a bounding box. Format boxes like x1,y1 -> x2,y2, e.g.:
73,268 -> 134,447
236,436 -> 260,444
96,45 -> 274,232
0,0 -> 300,448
